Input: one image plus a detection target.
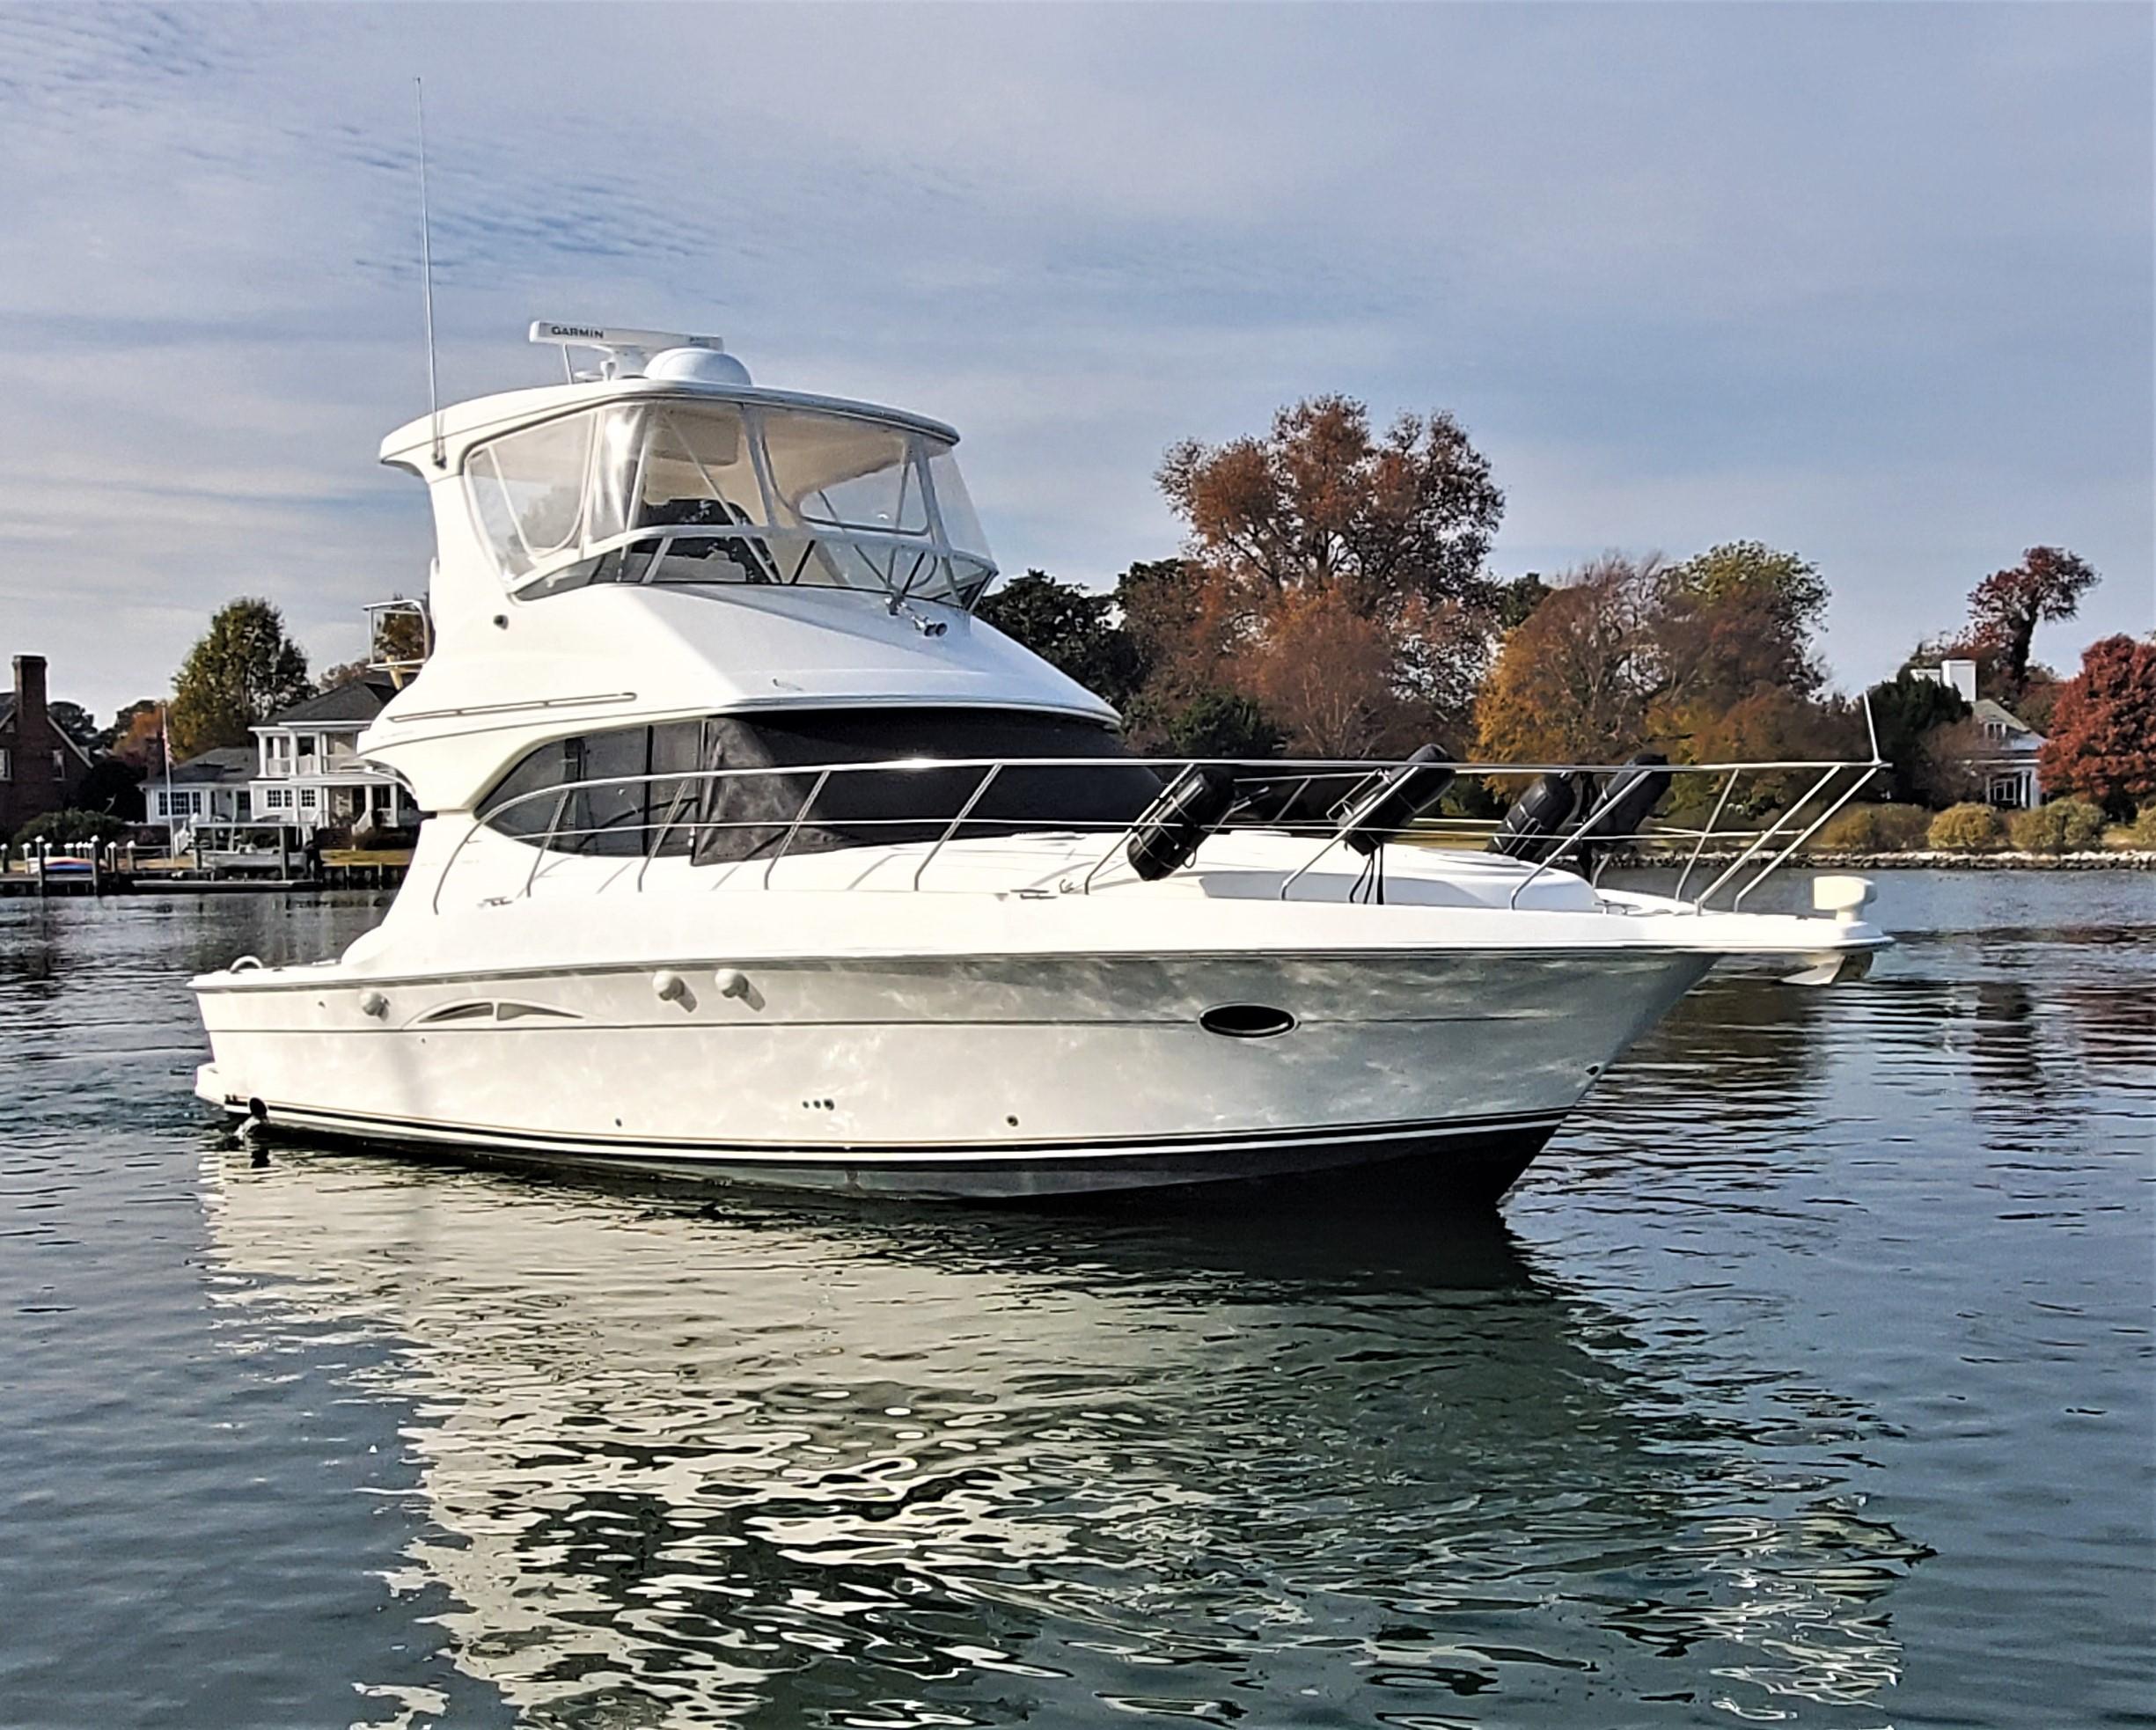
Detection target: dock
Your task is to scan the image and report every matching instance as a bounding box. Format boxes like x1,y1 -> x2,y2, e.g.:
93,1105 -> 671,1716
0,848 -> 410,898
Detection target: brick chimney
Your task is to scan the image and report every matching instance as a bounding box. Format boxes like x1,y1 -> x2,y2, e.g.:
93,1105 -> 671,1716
14,655 -> 48,737
11,654 -> 61,821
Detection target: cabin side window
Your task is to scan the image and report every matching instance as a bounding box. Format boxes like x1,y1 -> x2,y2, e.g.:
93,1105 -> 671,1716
479,722 -> 707,858
477,711 -> 1161,862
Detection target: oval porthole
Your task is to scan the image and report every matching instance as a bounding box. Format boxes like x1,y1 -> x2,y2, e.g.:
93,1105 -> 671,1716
1199,1003 -> 1296,1039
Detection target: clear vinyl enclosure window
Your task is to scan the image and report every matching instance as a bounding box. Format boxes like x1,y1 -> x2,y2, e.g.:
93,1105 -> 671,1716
463,399 -> 994,606
762,415 -> 928,536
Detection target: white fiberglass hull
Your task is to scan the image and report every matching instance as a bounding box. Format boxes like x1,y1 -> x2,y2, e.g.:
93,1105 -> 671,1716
194,946 -> 1712,1200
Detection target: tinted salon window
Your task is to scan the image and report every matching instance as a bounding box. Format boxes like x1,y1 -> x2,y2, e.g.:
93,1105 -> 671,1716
479,710 -> 1162,861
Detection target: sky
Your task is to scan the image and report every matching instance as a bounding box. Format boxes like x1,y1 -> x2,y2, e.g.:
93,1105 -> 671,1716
1,2 -> 2149,723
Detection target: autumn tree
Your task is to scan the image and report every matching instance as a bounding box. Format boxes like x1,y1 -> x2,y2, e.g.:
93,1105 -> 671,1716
2037,634 -> 2156,817
1111,556 -> 1269,748
168,597 -> 312,758
1475,556 -> 1662,766
1155,395 -> 1503,755
1911,715 -> 1987,807
1474,544 -> 1853,818
107,700 -> 165,769
1965,546 -> 2100,697
1111,558 -> 1225,696
1160,396 -> 1502,614
1232,584 -> 1413,759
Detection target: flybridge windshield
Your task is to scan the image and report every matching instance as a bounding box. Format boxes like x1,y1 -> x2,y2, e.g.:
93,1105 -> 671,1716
464,400 -> 995,606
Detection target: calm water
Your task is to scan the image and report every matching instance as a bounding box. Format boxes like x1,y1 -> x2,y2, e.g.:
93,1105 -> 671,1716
3,873 -> 2150,1729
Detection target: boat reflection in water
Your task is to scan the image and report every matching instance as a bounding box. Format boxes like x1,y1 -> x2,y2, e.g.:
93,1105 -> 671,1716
201,1140 -> 1928,1725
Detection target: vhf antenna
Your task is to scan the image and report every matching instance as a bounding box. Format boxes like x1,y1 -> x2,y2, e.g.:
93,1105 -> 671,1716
415,77 -> 444,469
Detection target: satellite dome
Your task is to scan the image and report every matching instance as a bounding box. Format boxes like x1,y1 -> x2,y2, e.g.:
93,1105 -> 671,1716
646,346 -> 752,387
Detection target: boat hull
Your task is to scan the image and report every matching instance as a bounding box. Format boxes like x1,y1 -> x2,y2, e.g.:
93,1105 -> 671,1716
204,1103 -> 1562,1201
194,948 -> 1713,1200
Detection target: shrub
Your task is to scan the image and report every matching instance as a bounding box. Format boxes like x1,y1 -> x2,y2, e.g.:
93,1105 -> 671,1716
14,809 -> 130,848
2131,803 -> 2156,848
2007,798 -> 2107,854
1814,803 -> 1932,853
1927,803 -> 2006,852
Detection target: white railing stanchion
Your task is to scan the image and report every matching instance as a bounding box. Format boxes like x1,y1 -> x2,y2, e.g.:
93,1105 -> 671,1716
913,765 -> 1001,891
634,778 -> 698,894
1733,766 -> 1881,909
521,791 -> 569,901
1675,769 -> 1741,907
762,770 -> 832,890
1691,767 -> 1840,910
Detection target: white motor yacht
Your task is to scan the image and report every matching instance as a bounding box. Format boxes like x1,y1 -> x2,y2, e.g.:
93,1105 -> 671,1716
193,324 -> 1889,1200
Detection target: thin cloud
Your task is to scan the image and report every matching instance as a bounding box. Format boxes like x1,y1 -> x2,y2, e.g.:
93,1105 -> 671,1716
0,3 -> 2146,720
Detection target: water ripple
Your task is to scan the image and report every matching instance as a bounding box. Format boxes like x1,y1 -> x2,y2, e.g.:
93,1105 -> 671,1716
1,877 -> 2150,1727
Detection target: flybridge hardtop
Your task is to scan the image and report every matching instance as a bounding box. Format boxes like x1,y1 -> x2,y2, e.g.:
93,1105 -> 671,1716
392,319 -> 998,610
352,321 -> 1108,816
189,321 -> 1889,1204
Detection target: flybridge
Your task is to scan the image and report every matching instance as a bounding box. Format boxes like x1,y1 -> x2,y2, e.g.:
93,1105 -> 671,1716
527,320 -> 740,384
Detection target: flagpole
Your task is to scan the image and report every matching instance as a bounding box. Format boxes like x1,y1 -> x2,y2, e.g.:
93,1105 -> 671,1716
160,703 -> 178,861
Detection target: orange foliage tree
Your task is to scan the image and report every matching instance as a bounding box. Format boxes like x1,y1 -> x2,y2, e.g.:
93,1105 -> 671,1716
1477,546 -> 1850,814
1474,556 -> 1663,767
107,700 -> 165,770
1155,395 -> 1503,755
2037,635 -> 2156,817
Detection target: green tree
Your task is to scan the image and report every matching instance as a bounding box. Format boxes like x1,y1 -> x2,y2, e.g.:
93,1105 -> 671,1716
319,600 -> 432,692
168,598 -> 312,758
1863,671 -> 1971,805
46,700 -> 98,755
14,809 -> 130,847
1125,690 -> 1285,760
75,758 -> 146,822
1492,573 -> 1551,631
975,569 -> 1144,708
1654,541 -> 1830,703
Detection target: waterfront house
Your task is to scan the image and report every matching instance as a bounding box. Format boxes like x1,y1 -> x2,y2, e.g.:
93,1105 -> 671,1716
249,677 -> 416,840
153,744 -> 255,831
0,655 -> 92,834
1912,656 -> 2046,808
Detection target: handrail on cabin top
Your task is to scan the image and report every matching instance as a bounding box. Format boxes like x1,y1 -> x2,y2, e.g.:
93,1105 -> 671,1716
429,749 -> 1889,916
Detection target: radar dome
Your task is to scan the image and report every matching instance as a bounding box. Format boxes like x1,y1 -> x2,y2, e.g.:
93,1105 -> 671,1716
646,347 -> 752,387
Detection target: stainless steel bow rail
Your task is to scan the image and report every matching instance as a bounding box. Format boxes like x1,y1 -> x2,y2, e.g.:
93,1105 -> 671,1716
431,748 -> 1886,915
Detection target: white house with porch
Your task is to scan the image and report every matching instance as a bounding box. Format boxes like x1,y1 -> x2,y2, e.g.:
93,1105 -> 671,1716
1912,656 -> 2047,809
249,677 -> 417,839
152,744 -> 254,830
